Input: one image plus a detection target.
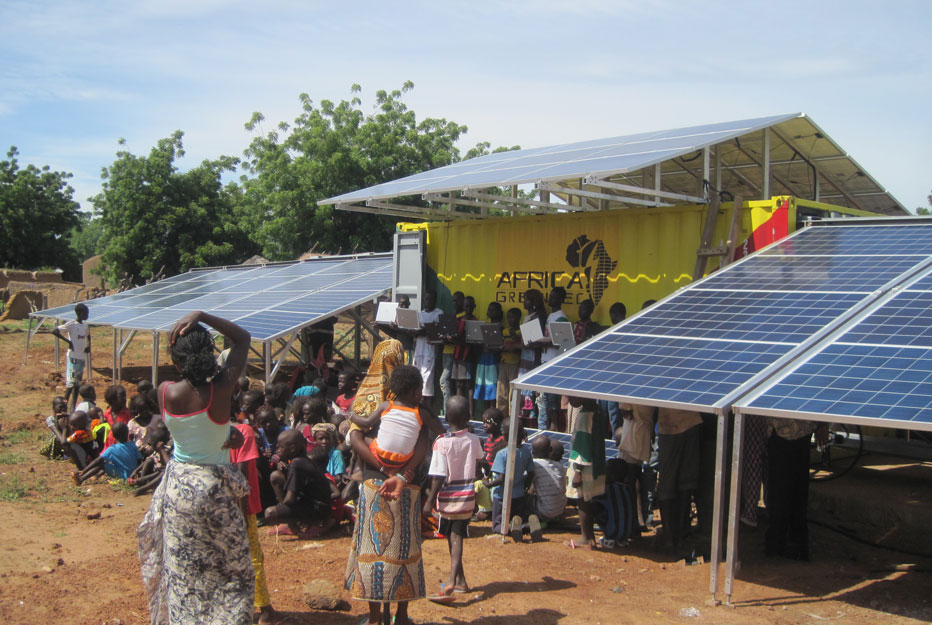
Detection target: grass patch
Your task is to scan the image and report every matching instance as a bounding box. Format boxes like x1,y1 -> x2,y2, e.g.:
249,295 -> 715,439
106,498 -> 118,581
109,480 -> 136,495
0,475 -> 30,501
4,428 -> 44,445
0,450 -> 27,464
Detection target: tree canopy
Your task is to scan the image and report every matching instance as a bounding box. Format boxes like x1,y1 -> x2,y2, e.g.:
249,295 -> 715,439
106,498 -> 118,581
91,131 -> 256,285
0,147 -> 81,273
238,82 -> 469,260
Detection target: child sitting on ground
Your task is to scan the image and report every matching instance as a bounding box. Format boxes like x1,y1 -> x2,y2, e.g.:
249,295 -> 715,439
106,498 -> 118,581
127,393 -> 157,447
301,396 -> 329,450
74,383 -> 97,415
73,422 -> 141,484
103,385 -> 132,449
333,372 -> 357,415
130,420 -> 172,495
266,429 -> 333,538
41,396 -> 70,459
527,434 -> 568,540
62,410 -> 99,470
485,420 -> 535,540
424,395 -> 484,603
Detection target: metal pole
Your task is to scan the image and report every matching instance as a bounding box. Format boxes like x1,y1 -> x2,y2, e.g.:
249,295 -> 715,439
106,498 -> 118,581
762,128 -> 771,200
500,387 -> 522,541
702,147 -> 711,202
112,328 -> 119,383
724,411 -> 745,604
23,317 -> 34,366
152,332 -> 160,386
54,325 -> 60,375
709,410 -> 729,599
654,164 -> 661,206
354,305 -> 362,367
86,326 -> 93,383
714,146 -> 722,194
264,341 -> 272,386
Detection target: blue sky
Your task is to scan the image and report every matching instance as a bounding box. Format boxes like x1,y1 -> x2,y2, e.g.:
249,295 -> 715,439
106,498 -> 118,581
2,0 -> 930,214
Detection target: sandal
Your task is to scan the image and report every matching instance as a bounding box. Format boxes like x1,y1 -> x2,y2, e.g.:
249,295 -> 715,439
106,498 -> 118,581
427,584 -> 455,604
452,583 -> 471,594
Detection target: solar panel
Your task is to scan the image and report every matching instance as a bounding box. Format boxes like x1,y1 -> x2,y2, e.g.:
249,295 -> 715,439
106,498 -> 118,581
515,223 -> 932,412
31,254 -> 393,341
736,260 -> 932,431
321,114 -> 799,205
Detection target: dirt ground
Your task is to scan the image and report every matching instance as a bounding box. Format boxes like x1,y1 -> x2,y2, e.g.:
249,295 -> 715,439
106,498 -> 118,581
1,323 -> 931,625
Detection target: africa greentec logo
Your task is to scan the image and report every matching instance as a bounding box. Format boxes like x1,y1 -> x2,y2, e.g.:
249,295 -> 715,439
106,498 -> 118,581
565,235 -> 618,307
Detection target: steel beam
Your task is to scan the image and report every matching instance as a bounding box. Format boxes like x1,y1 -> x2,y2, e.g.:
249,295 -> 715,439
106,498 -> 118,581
585,177 -> 706,204
540,182 -> 674,208
151,332 -> 160,385
768,126 -> 863,208
762,128 -> 771,200
460,190 -> 571,213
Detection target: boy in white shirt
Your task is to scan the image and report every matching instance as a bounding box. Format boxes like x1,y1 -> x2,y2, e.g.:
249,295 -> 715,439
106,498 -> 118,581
52,303 -> 90,411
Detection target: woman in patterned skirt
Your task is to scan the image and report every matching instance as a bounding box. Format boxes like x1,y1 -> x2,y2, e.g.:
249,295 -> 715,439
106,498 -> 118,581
137,311 -> 254,625
345,341 -> 431,625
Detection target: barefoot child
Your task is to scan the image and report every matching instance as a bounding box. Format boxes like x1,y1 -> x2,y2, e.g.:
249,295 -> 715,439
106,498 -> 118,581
64,410 -> 99,470
73,421 -> 140,484
41,396 -> 70,459
103,385 -> 132,448
424,395 -> 483,603
130,421 -> 172,495
265,429 -> 333,537
51,303 -> 90,411
566,396 -> 607,549
485,420 -> 535,540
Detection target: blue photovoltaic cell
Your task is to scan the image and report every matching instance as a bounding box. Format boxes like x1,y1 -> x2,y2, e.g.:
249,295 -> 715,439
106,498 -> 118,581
34,255 -> 392,340
322,114 -> 799,204
761,225 -> 932,257
747,343 -> 932,427
618,289 -> 865,343
907,273 -> 932,292
519,333 -> 792,407
841,292 -> 932,348
695,255 -> 924,292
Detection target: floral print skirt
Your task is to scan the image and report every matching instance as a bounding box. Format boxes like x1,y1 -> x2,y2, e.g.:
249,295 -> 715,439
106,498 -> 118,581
345,478 -> 425,603
137,460 -> 254,625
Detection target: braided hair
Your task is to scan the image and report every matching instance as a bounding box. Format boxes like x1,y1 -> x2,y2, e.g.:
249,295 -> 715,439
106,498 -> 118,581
170,325 -> 219,386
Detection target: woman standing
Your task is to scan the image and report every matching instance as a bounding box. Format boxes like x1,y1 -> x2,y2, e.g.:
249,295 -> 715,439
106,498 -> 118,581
137,311 -> 254,625
344,338 -> 431,625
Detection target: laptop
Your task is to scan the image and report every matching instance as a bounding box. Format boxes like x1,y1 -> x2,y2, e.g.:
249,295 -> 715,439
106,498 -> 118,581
464,320 -> 484,343
549,321 -> 576,351
480,324 -> 504,348
520,318 -> 545,345
426,314 -> 457,343
376,301 -> 398,324
395,307 -> 421,330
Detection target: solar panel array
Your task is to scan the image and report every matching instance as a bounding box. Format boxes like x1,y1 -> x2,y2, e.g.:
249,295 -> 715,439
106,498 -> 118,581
738,262 -> 932,431
515,223 -> 932,413
32,254 -> 393,341
321,114 -> 799,205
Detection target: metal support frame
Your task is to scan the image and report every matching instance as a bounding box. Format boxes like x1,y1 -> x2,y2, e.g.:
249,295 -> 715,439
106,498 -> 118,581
267,332 -> 301,384
113,329 -> 119,383
709,410 -> 731,599
702,147 -> 711,201
86,327 -> 92,383
458,190 -> 568,214
768,126 -> 863,209
585,176 -> 706,204
762,128 -> 771,200
264,341 -> 272,386
540,182 -> 674,208
23,316 -> 49,366
354,306 -> 362,365
151,332 -> 160,385
500,387 -> 522,542
723,411 -> 745,604
346,308 -> 384,344
366,200 -> 481,220
730,141 -> 803,200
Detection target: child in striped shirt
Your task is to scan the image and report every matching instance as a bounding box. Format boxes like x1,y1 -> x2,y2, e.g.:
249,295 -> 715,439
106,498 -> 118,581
423,395 -> 483,603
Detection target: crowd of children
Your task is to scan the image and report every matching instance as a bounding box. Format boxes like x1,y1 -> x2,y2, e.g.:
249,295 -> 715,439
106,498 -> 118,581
35,297 -> 818,624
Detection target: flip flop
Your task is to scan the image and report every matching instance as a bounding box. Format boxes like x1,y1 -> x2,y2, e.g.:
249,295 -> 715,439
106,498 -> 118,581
427,585 -> 455,604
452,584 -> 471,594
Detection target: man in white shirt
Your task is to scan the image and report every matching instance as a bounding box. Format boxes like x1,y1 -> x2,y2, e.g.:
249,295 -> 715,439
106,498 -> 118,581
413,290 -> 442,401
537,288 -> 568,430
52,303 -> 90,411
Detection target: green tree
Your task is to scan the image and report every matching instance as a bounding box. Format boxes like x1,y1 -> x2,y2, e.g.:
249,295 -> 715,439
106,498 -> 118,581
0,147 -> 81,272
917,190 -> 931,215
92,132 -> 256,285
239,82 -> 469,260
69,212 -> 105,263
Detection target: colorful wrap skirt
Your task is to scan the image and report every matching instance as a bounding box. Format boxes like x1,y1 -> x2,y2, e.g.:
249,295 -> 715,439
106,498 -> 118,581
345,478 -> 425,603
137,460 -> 254,625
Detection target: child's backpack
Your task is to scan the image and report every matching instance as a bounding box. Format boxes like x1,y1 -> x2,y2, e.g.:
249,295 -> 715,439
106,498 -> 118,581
592,481 -> 638,542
